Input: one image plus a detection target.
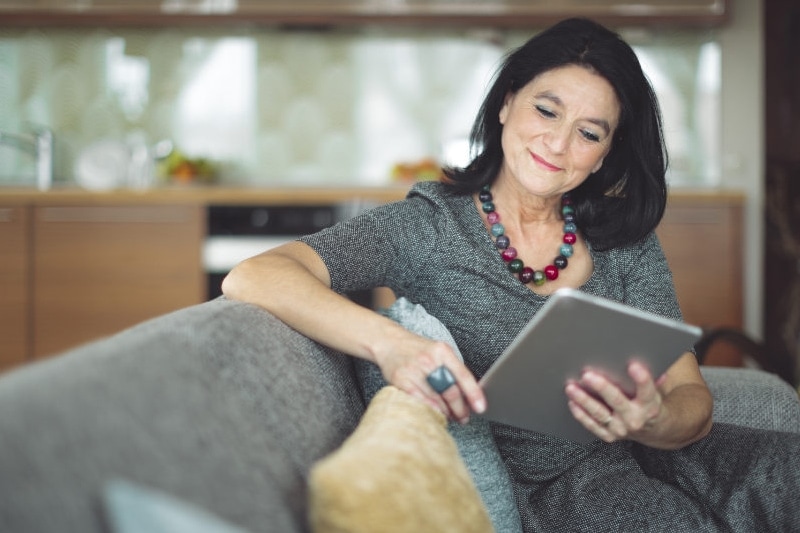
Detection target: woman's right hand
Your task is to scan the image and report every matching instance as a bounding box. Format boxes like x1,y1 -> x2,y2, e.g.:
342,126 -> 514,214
223,241 -> 486,423
371,329 -> 486,424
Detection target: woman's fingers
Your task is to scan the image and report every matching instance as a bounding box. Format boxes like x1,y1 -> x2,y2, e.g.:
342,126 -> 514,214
385,339 -> 484,424
424,360 -> 486,424
565,362 -> 666,441
565,381 -> 617,440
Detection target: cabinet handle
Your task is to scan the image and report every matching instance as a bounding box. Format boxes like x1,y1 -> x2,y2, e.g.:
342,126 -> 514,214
38,206 -> 193,224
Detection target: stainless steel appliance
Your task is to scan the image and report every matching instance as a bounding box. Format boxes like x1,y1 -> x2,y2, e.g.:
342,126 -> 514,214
204,201 -> 375,305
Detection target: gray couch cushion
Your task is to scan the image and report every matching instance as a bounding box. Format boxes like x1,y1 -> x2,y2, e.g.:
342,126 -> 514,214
0,298 -> 365,533
701,366 -> 800,432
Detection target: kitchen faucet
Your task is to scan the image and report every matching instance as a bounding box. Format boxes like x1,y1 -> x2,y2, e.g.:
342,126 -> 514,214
0,125 -> 53,190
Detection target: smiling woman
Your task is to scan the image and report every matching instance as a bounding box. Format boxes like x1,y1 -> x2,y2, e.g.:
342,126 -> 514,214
219,16 -> 800,533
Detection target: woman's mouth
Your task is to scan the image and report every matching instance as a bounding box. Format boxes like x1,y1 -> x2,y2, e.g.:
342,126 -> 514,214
532,152 -> 562,172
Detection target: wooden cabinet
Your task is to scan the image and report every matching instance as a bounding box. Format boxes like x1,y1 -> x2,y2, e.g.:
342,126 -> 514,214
0,206 -> 31,371
32,205 -> 205,358
656,194 -> 744,366
0,0 -> 730,28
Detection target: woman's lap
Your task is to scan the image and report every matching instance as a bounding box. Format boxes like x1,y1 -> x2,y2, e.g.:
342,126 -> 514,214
499,423 -> 800,532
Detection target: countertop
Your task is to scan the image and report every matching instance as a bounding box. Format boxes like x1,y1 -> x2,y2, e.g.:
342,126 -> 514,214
0,184 -> 414,206
0,184 -> 745,207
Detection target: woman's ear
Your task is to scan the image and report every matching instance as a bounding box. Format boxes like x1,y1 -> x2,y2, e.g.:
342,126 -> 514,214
499,92 -> 513,125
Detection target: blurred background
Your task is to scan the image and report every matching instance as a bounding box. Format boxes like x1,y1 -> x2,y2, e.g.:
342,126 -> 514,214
1,0 -> 798,388
0,4 -> 724,187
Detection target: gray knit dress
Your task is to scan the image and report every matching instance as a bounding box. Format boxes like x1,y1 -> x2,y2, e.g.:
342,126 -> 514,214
301,181 -> 800,532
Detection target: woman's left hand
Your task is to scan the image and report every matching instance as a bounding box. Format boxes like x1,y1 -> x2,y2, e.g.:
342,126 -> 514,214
564,361 -> 667,443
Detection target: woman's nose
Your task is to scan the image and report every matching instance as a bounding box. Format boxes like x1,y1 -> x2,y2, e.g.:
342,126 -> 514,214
544,123 -> 570,154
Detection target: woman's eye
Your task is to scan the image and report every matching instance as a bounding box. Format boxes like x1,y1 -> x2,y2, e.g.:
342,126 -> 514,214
535,105 -> 556,118
580,129 -> 601,143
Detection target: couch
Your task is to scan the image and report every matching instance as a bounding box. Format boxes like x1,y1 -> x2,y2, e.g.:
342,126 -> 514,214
1,297 -> 799,533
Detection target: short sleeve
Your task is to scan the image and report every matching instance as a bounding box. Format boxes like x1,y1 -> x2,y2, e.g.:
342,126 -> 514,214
299,195 -> 439,295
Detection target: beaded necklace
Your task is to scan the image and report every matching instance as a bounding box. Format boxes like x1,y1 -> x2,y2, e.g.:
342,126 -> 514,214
479,185 -> 577,286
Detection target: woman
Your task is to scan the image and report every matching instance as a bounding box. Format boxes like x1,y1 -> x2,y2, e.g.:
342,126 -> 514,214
224,18 -> 798,532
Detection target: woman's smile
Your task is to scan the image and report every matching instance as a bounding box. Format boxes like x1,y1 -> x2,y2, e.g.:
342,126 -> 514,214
531,151 -> 562,172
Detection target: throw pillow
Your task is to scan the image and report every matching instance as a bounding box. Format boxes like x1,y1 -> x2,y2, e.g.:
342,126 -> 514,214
308,385 -> 494,533
103,479 -> 251,533
354,297 -> 523,533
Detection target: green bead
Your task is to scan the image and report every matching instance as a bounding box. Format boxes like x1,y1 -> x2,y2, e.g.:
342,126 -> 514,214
508,259 -> 524,273
533,271 -> 546,285
482,201 -> 495,213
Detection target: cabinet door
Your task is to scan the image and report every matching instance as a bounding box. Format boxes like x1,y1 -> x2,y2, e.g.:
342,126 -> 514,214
33,205 -> 204,358
0,206 -> 31,371
657,198 -> 743,366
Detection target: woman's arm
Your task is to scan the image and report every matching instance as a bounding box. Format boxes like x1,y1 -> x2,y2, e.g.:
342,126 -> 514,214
565,352 -> 713,449
221,241 -> 486,423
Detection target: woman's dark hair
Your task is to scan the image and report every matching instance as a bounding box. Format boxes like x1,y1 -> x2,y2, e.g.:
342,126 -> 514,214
443,17 -> 667,251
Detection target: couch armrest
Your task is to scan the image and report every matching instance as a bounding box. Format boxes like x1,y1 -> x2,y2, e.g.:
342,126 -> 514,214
0,298 -> 365,533
700,366 -> 800,433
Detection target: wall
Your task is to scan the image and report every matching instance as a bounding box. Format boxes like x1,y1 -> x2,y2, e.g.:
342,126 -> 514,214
764,0 -> 800,382
718,0 -> 763,338
1,21 -> 722,189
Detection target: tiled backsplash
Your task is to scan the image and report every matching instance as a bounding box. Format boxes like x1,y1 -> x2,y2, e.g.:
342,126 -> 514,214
0,25 -> 720,187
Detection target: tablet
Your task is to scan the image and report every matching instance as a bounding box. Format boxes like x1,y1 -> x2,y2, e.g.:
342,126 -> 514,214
478,287 -> 702,443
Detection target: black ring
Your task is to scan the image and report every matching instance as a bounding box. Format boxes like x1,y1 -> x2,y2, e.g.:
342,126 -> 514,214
426,365 -> 457,394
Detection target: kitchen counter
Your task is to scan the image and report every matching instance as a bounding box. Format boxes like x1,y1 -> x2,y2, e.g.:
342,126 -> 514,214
0,184 -> 745,206
0,184 -> 415,206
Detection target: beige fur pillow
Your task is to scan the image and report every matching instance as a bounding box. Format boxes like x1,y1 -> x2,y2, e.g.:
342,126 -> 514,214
308,386 -> 494,533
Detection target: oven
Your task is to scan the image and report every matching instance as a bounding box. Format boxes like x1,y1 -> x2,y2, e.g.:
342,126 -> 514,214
203,201 -> 376,305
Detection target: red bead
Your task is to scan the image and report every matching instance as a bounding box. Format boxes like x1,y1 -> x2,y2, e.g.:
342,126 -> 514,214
519,266 -> 534,284
487,211 -> 500,224
544,265 -> 559,280
501,247 -> 517,262
563,232 -> 577,245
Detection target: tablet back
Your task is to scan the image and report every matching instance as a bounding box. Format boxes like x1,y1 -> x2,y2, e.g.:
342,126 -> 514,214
478,288 -> 702,443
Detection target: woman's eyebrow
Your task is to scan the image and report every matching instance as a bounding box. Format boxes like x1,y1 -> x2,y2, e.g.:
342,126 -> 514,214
535,91 -> 611,136
586,118 -> 612,136
535,91 -> 562,106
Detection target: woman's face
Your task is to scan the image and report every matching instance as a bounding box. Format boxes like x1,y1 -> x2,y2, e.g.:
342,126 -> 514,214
498,64 -> 620,199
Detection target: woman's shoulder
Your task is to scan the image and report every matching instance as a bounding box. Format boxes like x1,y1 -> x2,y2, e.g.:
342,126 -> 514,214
408,180 -> 450,198
589,231 -> 670,284
593,231 -> 663,257
343,181 -> 466,231
407,180 -> 470,208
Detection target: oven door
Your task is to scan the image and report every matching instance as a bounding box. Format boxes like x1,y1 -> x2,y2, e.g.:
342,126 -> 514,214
204,235 -> 294,299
